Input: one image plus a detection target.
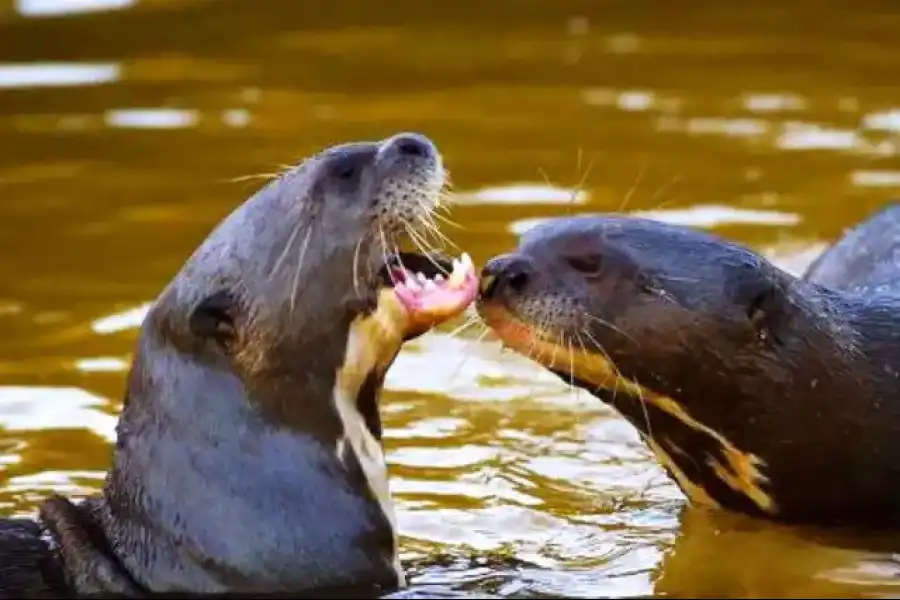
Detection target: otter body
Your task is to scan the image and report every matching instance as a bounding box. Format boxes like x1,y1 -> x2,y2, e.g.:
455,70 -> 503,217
0,133 -> 478,597
477,203 -> 900,528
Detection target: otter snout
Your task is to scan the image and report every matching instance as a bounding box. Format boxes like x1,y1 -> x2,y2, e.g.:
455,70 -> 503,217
479,254 -> 534,301
378,132 -> 438,164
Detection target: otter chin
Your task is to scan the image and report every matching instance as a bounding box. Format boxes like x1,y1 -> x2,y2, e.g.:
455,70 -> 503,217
477,206 -> 900,530
0,132 -> 479,598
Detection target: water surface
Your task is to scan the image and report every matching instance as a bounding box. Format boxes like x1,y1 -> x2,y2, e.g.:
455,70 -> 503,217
2,1 -> 900,597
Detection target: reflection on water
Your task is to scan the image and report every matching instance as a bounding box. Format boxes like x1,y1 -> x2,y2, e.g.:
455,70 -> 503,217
452,184 -> 589,206
15,0 -> 134,18
2,0 -> 900,597
509,204 -> 802,236
0,62 -> 120,88
105,108 -> 198,129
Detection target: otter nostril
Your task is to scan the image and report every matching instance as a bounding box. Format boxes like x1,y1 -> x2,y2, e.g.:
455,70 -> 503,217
480,255 -> 533,300
387,133 -> 433,159
397,139 -> 428,158
506,269 -> 530,291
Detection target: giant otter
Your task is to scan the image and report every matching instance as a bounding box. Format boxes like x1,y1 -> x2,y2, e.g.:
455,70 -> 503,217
476,203 -> 900,529
0,132 -> 478,597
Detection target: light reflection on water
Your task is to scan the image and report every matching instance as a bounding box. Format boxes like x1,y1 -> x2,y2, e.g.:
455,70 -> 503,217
0,63 -> 120,89
509,203 -> 802,236
2,0 -> 900,597
15,0 -> 135,18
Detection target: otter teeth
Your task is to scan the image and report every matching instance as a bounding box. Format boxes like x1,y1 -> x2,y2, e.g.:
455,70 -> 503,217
397,253 -> 472,293
447,252 -> 472,289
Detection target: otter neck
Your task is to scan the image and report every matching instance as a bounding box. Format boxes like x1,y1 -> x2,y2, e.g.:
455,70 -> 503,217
557,289 -> 900,527
99,326 -> 403,594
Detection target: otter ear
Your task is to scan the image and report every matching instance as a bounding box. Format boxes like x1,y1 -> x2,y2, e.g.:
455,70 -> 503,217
740,281 -> 787,344
725,260 -> 786,343
189,290 -> 236,347
747,285 -> 777,326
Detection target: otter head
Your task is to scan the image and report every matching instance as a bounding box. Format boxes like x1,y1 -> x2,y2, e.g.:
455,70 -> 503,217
148,132 -> 477,432
476,215 -> 860,523
105,133 -> 478,594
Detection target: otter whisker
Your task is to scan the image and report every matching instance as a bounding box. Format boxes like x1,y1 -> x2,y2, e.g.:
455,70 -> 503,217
649,174 -> 682,209
446,312 -> 481,340
523,322 -> 542,365
399,219 -> 449,276
569,149 -> 595,210
228,171 -> 284,185
377,225 -> 396,285
432,204 -> 457,224
416,212 -> 459,252
389,241 -> 411,285
533,318 -> 559,368
270,211 -> 306,281
565,333 -> 579,401
551,330 -> 569,372
631,375 -> 655,443
430,209 -> 466,231
582,313 -> 638,346
352,237 -> 365,299
578,327 -> 654,439
618,159 -> 648,214
447,320 -> 491,383
288,224 -> 314,316
402,215 -> 441,255
537,166 -> 552,189
409,212 -> 448,253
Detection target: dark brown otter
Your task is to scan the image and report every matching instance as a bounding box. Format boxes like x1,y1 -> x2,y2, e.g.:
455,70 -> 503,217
476,203 -> 900,529
0,132 -> 479,597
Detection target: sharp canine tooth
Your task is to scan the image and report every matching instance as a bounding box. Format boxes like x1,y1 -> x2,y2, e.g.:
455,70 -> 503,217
424,279 -> 437,290
416,272 -> 428,283
461,252 -> 473,271
435,274 -> 445,282
447,257 -> 466,287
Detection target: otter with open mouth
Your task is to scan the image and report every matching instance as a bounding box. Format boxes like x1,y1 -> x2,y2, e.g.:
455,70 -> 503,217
477,204 -> 900,529
0,132 -> 478,597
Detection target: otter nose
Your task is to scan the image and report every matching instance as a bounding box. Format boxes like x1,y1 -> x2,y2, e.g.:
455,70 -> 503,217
479,254 -> 533,300
381,132 -> 435,160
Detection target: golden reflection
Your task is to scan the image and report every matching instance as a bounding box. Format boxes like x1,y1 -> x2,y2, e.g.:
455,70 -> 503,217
655,507 -> 900,599
0,62 -> 119,89
14,0 -> 135,19
2,0 -> 900,597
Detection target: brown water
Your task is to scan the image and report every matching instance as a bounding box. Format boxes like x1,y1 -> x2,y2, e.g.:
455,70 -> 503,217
2,0 -> 900,597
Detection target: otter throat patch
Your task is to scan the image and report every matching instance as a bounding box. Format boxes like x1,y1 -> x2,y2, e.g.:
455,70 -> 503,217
333,289 -> 408,586
483,309 -> 777,516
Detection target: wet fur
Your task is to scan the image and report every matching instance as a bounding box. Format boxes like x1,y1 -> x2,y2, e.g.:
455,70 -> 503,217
478,201 -> 900,527
0,134 -> 450,597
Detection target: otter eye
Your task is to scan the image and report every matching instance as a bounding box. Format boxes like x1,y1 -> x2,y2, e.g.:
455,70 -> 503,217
567,255 -> 603,275
335,163 -> 356,180
331,155 -> 358,181
189,290 -> 236,349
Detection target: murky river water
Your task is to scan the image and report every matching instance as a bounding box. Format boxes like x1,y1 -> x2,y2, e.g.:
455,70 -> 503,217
2,1 -> 900,597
